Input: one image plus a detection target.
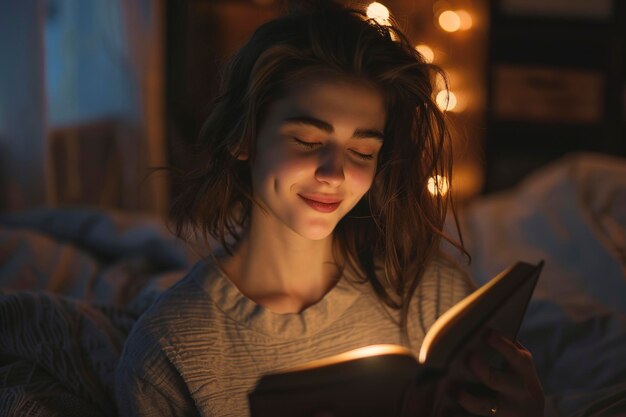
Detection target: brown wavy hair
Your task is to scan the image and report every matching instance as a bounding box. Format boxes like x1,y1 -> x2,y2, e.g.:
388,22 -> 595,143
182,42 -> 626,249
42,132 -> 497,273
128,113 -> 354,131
170,0 -> 465,335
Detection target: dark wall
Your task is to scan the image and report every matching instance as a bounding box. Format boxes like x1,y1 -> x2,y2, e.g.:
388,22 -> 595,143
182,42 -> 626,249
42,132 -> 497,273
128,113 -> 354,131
484,0 -> 625,193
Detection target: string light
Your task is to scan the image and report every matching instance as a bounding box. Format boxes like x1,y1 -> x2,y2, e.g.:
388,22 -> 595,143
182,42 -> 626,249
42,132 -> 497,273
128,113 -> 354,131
457,10 -> 473,30
436,90 -> 457,111
438,10 -> 461,32
366,2 -> 391,26
428,175 -> 450,196
415,44 -> 434,63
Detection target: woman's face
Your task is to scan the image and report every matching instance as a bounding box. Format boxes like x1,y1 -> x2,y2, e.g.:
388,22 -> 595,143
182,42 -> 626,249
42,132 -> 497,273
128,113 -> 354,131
247,76 -> 386,241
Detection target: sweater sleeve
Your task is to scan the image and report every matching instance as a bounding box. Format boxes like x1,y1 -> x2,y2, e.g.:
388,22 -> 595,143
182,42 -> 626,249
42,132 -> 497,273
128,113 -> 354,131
115,325 -> 199,417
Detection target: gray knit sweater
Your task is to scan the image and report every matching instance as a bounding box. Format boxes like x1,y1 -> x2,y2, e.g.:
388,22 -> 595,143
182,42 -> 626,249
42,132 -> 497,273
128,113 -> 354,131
115,256 -> 474,417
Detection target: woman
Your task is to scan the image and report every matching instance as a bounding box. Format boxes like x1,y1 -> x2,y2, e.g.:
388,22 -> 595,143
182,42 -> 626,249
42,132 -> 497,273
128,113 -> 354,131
115,1 -> 545,416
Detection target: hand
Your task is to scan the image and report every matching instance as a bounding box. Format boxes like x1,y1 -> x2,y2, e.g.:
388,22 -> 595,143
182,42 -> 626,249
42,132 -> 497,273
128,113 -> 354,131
455,330 -> 545,417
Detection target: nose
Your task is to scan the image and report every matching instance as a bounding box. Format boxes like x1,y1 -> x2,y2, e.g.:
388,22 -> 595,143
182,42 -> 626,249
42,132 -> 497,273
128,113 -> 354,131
315,146 -> 345,187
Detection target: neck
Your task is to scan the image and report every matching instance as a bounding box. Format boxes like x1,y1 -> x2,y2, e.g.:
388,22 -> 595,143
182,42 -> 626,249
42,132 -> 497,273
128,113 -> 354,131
218,213 -> 343,313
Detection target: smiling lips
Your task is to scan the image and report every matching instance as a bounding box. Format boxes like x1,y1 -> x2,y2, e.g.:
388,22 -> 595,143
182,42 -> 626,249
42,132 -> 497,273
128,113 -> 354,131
298,194 -> 342,213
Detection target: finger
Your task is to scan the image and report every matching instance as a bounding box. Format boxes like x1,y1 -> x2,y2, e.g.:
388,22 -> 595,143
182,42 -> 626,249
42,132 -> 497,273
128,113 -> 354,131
468,352 -> 522,398
487,331 -> 535,377
457,389 -> 499,417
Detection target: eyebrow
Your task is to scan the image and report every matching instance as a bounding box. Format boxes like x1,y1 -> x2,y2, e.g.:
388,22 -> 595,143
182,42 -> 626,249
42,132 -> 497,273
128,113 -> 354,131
283,115 -> 385,141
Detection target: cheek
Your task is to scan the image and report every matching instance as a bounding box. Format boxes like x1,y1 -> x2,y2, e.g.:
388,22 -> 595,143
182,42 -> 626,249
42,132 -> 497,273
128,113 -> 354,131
347,164 -> 377,196
277,156 -> 315,177
253,150 -> 314,190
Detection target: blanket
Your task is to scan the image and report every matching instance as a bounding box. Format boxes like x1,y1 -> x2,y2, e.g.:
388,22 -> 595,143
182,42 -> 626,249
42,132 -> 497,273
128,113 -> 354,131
0,208 -> 191,416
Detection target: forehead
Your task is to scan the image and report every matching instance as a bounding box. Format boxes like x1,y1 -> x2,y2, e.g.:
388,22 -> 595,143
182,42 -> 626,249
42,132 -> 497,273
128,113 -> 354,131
267,75 -> 387,130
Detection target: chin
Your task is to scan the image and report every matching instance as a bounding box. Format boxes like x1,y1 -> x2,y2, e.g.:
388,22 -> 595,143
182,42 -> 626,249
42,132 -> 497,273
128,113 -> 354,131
295,220 -> 338,241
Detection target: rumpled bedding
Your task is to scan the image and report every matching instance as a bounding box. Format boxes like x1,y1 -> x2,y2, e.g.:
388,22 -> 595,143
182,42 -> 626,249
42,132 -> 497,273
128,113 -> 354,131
445,152 -> 626,417
0,292 -> 134,417
0,209 -> 192,416
1,152 -> 625,416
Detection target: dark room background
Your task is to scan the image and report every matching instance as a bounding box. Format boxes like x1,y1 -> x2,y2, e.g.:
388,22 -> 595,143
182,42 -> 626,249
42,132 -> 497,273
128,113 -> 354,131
1,0 -> 624,213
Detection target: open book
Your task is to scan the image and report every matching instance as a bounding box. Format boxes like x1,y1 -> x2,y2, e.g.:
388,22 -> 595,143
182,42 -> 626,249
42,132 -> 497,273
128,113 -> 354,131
248,261 -> 544,417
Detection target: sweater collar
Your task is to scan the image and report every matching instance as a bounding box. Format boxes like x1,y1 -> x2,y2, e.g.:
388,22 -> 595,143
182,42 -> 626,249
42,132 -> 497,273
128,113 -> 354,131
191,257 -> 364,338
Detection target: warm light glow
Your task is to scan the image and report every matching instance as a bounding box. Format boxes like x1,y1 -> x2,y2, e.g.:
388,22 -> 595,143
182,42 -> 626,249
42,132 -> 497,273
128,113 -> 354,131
452,162 -> 483,200
436,90 -> 457,111
435,72 -> 447,91
438,10 -> 461,32
428,175 -> 450,196
457,10 -> 473,30
452,92 -> 468,112
367,2 -> 391,26
415,44 -> 434,63
275,345 -> 413,373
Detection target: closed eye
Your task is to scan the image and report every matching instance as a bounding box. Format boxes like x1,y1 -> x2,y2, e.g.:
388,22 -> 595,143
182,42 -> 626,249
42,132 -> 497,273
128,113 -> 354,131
292,137 -> 320,149
293,137 -> 375,161
350,149 -> 374,161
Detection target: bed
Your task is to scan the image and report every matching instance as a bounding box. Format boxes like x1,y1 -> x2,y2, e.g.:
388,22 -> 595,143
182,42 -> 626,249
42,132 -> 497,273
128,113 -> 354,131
1,152 -> 625,416
444,152 -> 626,416
0,208 -> 191,416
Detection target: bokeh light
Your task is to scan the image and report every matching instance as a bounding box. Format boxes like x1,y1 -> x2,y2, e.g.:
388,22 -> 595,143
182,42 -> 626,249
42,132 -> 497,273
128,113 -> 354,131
367,2 -> 391,26
428,175 -> 450,196
415,44 -> 434,63
436,90 -> 457,111
438,10 -> 461,32
457,10 -> 473,30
